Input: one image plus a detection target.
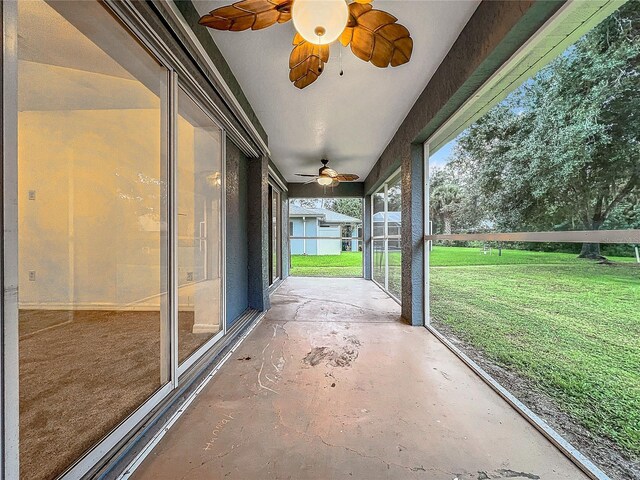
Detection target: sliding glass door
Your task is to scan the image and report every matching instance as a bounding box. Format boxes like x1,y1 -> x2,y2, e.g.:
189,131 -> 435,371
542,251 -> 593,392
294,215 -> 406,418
268,182 -> 282,285
4,2 -> 226,478
16,3 -> 170,478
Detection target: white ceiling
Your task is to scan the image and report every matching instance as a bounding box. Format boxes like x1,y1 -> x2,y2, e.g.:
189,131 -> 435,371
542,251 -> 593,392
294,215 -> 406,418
195,1 -> 479,182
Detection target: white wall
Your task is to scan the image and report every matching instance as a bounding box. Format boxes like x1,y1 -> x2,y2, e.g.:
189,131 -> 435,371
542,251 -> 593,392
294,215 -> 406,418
18,108 -> 165,309
317,226 -> 341,255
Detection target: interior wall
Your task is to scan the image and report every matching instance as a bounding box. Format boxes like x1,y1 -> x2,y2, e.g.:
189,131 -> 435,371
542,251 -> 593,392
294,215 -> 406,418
18,108 -> 163,309
225,139 -> 249,325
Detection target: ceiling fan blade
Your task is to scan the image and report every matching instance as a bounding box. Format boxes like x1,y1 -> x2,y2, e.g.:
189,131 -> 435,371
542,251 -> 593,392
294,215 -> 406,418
289,33 -> 330,89
335,174 -> 359,182
323,168 -> 338,178
295,174 -> 319,177
342,3 -> 413,68
199,0 -> 292,31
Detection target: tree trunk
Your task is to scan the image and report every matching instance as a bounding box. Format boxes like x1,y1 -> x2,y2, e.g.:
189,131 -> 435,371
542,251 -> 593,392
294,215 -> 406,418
578,217 -> 605,260
578,242 -> 605,260
443,213 -> 452,235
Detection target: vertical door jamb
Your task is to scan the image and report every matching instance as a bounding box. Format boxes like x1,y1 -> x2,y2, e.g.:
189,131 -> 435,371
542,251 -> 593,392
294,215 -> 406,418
423,142 -> 430,327
2,2 -> 19,477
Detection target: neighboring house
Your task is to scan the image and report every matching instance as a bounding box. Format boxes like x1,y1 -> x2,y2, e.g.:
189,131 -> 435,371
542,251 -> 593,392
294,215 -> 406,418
372,211 -> 401,250
289,205 -> 361,255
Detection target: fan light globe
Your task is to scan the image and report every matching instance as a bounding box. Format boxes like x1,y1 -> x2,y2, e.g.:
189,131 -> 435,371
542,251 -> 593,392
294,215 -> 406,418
317,176 -> 333,186
292,0 -> 349,46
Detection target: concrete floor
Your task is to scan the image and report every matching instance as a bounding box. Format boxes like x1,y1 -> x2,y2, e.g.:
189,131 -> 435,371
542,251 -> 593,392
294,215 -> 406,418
132,277 -> 588,480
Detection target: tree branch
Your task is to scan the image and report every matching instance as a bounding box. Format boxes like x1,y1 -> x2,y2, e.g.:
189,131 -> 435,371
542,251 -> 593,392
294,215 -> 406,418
601,174 -> 638,222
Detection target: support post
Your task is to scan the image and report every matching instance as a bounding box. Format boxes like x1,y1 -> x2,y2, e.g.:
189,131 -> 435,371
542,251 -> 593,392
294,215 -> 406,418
401,143 -> 425,326
247,155 -> 270,311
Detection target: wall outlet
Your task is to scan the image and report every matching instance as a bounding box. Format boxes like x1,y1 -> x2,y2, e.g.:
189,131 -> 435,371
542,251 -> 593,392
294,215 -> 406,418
28,190 -> 36,200
29,271 -> 36,281
186,272 -> 194,282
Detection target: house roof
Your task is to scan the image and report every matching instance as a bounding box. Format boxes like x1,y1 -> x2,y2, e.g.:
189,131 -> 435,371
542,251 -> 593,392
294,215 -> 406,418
372,212 -> 402,224
289,205 -> 361,225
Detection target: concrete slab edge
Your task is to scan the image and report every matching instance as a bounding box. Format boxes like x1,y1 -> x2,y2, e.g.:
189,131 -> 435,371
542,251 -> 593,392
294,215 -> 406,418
425,325 -> 610,480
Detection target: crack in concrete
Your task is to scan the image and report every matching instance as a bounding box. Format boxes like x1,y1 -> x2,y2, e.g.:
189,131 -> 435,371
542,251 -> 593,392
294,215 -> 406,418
273,292 -> 392,315
291,300 -> 313,321
496,469 -> 540,479
477,469 -> 541,480
272,404 -> 449,477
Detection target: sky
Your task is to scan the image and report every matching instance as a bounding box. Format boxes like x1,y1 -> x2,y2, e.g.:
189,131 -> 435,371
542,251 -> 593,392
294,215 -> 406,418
429,138 -> 456,172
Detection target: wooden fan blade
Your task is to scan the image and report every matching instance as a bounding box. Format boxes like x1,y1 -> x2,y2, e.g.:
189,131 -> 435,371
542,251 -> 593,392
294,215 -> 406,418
199,0 -> 292,31
335,174 -> 359,182
295,174 -> 319,177
289,33 -> 330,89
323,168 -> 338,178
343,3 -> 413,68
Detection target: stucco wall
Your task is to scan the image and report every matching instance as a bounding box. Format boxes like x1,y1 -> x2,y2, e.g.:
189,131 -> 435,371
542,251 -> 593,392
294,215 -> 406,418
225,139 -> 249,325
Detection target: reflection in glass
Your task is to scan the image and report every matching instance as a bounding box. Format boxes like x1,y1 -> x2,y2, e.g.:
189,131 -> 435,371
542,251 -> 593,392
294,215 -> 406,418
177,89 -> 223,364
17,2 -> 168,478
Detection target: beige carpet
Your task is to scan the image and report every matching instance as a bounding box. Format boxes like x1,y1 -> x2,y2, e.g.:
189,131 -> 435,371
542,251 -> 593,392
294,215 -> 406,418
19,309 -> 219,480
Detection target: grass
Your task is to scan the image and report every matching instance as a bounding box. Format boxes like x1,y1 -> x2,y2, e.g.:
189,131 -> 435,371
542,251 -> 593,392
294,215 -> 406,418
430,245 -> 634,267
290,251 -> 363,277
430,246 -> 640,457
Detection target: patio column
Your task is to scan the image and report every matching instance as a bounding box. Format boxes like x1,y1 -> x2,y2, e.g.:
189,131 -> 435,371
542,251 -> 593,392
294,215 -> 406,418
247,154 -> 270,311
401,143 -> 425,326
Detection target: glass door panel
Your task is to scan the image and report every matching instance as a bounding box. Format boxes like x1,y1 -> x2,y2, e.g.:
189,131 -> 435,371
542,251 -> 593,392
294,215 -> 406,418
269,183 -> 281,285
177,89 -> 223,365
16,2 -> 169,478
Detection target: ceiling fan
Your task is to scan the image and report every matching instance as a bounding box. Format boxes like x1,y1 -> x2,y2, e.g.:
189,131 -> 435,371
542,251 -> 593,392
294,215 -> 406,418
296,159 -> 359,186
199,0 -> 413,89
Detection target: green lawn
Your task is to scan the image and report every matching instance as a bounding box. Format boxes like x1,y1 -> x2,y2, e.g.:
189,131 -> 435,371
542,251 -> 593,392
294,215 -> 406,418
430,246 -> 640,457
290,252 -> 363,277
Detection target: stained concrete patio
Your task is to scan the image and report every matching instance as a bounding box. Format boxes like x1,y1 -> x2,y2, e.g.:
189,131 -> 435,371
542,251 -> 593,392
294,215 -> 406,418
132,277 -> 587,480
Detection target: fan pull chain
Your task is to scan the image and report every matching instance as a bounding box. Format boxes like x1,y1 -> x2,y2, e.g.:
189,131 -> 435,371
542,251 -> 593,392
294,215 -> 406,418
317,35 -> 323,74
339,45 -> 344,77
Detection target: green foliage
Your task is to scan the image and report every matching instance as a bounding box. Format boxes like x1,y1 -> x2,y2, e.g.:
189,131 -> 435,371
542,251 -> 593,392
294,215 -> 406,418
332,198 -> 363,220
436,2 -> 639,250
